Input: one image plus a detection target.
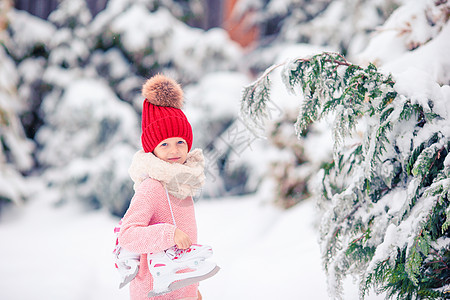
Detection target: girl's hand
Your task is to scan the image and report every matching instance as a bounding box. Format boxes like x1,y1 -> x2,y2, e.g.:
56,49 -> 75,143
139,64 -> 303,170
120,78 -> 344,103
174,228 -> 192,249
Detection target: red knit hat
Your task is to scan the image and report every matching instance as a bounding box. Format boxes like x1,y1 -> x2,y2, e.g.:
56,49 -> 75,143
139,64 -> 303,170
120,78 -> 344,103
141,74 -> 193,153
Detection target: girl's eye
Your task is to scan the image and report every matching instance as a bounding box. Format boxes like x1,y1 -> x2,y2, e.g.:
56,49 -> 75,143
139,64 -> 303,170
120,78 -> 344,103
177,140 -> 185,144
161,143 -> 168,147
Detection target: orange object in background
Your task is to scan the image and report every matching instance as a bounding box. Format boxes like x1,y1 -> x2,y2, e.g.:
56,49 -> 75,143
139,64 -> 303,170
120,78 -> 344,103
223,0 -> 259,48
0,0 -> 12,31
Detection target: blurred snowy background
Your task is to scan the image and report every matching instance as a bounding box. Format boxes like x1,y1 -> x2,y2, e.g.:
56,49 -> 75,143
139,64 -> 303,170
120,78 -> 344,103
0,0 -> 448,299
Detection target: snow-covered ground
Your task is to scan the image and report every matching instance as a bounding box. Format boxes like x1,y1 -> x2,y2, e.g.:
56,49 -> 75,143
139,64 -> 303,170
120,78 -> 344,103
0,189 -> 385,299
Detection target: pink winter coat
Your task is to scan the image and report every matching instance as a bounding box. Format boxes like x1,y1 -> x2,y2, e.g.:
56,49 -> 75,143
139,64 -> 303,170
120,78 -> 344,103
118,178 -> 199,300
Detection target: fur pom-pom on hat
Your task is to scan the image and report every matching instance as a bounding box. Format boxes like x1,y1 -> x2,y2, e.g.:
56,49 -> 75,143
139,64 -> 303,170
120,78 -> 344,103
142,74 -> 184,109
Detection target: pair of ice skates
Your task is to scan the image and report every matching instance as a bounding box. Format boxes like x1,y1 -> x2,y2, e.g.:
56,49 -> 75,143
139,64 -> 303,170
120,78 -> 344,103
114,243 -> 220,297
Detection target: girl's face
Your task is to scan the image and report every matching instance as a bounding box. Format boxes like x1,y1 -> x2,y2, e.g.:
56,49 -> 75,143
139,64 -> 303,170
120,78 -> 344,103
153,137 -> 188,164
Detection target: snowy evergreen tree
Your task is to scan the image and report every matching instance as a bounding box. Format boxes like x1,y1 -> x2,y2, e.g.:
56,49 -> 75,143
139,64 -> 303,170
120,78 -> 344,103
1,2 -> 139,215
3,7 -> 57,143
31,0 -> 140,215
2,0 -> 248,214
242,53 -> 449,300
0,2 -> 36,211
0,43 -> 35,210
264,109 -> 312,208
89,0 -> 242,84
240,0 -> 450,297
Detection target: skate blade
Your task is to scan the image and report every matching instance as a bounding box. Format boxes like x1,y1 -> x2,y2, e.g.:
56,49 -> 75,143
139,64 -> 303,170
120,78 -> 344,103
118,267 -> 139,289
169,265 -> 220,291
147,266 -> 220,297
148,289 -> 171,298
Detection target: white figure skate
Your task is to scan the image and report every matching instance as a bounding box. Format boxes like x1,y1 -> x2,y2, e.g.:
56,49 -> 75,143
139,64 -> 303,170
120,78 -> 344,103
114,245 -> 140,289
147,244 -> 220,297
113,221 -> 140,289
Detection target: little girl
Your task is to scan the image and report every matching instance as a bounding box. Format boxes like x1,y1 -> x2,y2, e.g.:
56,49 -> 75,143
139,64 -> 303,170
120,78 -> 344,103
117,74 -> 209,300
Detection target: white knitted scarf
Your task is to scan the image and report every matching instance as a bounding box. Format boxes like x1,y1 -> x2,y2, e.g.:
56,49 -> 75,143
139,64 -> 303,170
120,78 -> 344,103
128,148 -> 206,199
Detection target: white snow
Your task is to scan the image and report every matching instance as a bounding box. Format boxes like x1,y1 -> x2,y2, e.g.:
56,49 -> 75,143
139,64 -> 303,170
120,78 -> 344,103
0,188 -> 128,300
5,9 -> 57,58
111,6 -> 172,53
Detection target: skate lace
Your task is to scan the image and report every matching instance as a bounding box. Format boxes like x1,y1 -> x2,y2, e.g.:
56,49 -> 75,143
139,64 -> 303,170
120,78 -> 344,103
165,188 -> 176,227
172,247 -> 185,259
165,187 -> 183,260
167,246 -> 193,260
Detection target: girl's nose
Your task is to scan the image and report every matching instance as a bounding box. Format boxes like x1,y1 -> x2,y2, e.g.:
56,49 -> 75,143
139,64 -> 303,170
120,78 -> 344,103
168,145 -> 178,154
